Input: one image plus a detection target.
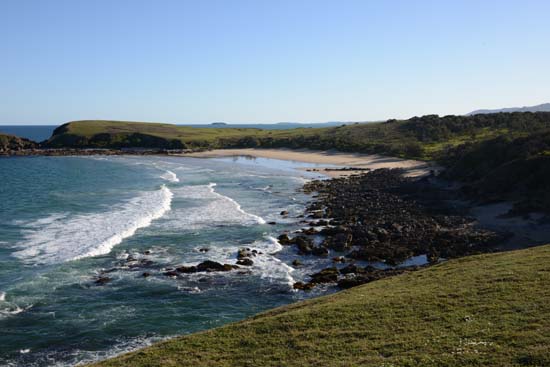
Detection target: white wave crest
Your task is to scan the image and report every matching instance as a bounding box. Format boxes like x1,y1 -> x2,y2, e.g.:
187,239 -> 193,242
0,303 -> 33,319
208,183 -> 266,224
160,170 -> 180,183
252,236 -> 295,288
159,183 -> 265,230
13,186 -> 173,265
182,236 -> 295,288
0,291 -> 5,302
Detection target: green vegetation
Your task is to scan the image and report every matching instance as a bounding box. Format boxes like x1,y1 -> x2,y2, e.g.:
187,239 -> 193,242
0,133 -> 37,152
44,114 -> 550,213
45,120 -> 317,150
441,130 -> 550,213
91,245 -> 550,367
46,113 -> 550,160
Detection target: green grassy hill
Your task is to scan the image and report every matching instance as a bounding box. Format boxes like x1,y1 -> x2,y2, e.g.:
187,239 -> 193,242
91,245 -> 550,367
46,113 -> 550,159
43,114 -> 550,212
44,120 -> 319,150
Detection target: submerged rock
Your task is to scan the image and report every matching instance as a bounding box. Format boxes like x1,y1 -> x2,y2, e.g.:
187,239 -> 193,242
94,277 -> 112,285
291,259 -> 303,267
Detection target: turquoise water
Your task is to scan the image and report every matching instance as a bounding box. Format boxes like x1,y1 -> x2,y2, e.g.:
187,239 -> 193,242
0,155 -> 333,366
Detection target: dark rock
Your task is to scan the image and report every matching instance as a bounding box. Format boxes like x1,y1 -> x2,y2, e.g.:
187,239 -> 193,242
294,236 -> 314,255
309,267 -> 339,284
196,260 -> 238,272
322,233 -> 353,251
237,248 -> 256,259
94,277 -> 111,285
277,234 -> 292,245
293,281 -> 315,290
236,258 -> 254,266
310,219 -> 329,226
311,246 -> 329,256
291,259 -> 303,267
339,264 -> 364,275
176,265 -> 197,273
163,271 -> 179,277
268,221 -> 277,225
280,210 -> 289,216
199,248 -> 210,253
100,268 -> 118,274
143,250 -> 152,255
138,259 -> 154,267
301,227 -> 318,235
142,272 -> 151,278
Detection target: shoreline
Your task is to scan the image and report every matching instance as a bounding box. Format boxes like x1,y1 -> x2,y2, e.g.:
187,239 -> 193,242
2,147 -> 440,178
182,148 -> 439,178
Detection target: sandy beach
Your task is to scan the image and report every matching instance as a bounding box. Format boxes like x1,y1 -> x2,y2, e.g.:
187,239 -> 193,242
183,148 -> 438,178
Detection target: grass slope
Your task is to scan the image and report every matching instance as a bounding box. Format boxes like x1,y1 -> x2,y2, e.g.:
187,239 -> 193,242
46,113 -> 550,160
91,245 -> 550,367
45,120 -> 319,149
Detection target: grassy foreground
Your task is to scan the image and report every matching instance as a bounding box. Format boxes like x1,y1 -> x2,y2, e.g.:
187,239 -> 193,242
91,245 -> 550,367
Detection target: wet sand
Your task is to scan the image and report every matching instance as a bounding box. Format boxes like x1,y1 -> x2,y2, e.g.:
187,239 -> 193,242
183,148 -> 438,178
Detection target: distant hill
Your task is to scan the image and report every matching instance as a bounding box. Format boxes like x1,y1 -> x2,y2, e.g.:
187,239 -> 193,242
468,102 -> 550,115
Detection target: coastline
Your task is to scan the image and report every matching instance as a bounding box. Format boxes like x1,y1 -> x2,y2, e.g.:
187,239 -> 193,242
2,147 -> 440,178
181,148 -> 438,178
4,150 -> 549,366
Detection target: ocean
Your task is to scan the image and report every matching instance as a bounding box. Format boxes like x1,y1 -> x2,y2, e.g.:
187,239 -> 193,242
0,155 -> 333,366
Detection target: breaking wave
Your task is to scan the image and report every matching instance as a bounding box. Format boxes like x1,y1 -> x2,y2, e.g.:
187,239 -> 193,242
13,186 -> 173,265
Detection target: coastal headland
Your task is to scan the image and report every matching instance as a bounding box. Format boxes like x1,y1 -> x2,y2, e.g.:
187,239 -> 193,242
2,112 -> 550,366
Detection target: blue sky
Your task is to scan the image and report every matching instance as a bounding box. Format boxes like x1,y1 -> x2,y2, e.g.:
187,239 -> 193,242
1,0 -> 549,125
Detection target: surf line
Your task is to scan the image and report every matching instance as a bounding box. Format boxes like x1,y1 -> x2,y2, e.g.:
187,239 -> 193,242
207,183 -> 266,224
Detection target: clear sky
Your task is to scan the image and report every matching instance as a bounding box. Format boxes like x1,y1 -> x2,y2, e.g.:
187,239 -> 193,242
1,0 -> 549,125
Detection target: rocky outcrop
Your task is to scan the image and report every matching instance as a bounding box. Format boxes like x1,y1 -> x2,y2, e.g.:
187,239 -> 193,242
175,260 -> 239,274
0,133 -> 38,154
284,169 -> 506,290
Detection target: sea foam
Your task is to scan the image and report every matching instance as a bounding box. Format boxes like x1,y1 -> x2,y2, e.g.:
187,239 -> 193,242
160,170 -> 180,183
159,183 -> 266,230
183,236 -> 295,289
208,183 -> 266,224
13,186 -> 173,265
